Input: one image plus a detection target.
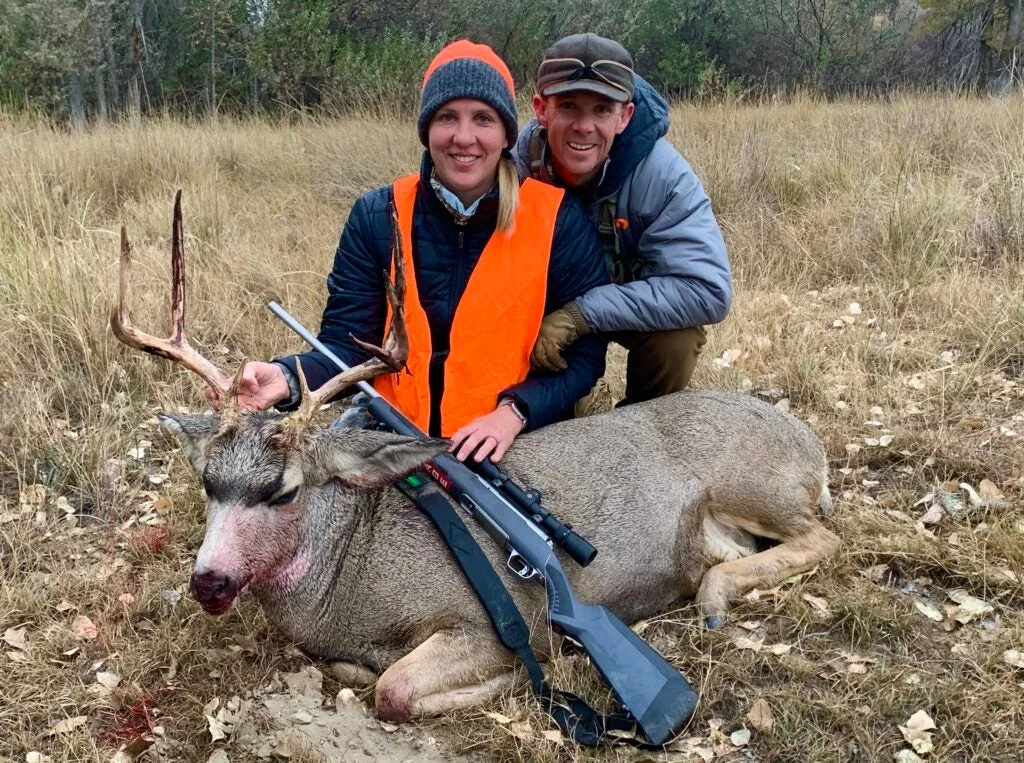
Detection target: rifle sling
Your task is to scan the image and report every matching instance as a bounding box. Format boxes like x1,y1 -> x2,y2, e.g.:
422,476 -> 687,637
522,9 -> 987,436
397,474 -> 655,748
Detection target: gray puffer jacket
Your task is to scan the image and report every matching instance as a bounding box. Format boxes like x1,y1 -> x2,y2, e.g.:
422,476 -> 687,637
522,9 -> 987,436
513,75 -> 732,334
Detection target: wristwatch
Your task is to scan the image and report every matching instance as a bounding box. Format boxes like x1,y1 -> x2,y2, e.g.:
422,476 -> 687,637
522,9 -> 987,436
499,398 -> 528,427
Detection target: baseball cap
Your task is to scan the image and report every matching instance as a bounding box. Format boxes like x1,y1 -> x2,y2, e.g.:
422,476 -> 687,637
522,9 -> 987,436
536,33 -> 635,103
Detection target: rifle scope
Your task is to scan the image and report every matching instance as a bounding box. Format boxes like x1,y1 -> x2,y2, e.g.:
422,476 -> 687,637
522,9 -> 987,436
469,459 -> 598,567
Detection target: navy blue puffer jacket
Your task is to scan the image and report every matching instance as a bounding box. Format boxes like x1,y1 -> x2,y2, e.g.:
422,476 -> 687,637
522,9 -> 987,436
275,153 -> 610,436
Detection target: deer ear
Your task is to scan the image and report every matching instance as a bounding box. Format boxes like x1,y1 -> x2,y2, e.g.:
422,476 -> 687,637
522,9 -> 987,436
158,413 -> 217,474
318,432 -> 448,489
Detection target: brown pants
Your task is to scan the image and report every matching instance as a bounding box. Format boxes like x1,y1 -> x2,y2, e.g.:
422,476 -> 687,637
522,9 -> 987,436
611,326 -> 707,407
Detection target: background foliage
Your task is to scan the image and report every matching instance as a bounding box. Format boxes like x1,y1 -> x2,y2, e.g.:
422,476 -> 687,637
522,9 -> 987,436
1,0 -> 1022,122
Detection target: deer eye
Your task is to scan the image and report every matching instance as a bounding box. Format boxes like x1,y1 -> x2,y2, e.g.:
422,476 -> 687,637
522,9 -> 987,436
269,487 -> 299,507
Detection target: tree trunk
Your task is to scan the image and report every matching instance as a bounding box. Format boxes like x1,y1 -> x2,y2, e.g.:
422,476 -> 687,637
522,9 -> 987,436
1005,0 -> 1024,56
127,0 -> 145,122
95,69 -> 109,123
69,77 -> 87,130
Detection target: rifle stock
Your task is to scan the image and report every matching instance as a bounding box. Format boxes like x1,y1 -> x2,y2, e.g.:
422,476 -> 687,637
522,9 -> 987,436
420,444 -> 699,746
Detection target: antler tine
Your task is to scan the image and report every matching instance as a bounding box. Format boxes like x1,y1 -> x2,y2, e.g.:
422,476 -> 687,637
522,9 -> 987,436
283,208 -> 409,430
218,357 -> 250,429
110,191 -> 233,398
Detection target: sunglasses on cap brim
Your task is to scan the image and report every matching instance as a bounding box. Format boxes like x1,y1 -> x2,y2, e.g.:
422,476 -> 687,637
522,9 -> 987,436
538,57 -> 634,96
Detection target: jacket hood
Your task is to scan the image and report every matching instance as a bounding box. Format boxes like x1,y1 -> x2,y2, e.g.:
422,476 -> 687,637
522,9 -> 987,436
598,74 -> 670,197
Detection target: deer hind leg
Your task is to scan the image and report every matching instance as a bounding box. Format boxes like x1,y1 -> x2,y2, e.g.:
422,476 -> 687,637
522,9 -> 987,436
374,629 -> 516,723
697,522 -> 840,630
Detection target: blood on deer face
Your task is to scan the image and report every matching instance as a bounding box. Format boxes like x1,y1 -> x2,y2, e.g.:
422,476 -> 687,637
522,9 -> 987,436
160,412 -> 308,614
160,411 -> 448,615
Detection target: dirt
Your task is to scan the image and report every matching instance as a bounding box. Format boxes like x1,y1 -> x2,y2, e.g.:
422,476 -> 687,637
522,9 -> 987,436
213,666 -> 473,762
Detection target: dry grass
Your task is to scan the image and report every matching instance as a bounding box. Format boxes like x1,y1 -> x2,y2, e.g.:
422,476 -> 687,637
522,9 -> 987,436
1,92 -> 1022,762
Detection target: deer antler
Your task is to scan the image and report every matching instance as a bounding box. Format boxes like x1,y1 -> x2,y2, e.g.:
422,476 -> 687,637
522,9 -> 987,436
110,190 -> 234,400
282,202 -> 409,432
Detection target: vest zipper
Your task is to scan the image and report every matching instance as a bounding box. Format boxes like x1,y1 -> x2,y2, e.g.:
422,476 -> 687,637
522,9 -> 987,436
458,230 -> 464,249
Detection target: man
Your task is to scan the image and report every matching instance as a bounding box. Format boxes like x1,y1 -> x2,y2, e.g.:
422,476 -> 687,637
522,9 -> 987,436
515,33 -> 731,406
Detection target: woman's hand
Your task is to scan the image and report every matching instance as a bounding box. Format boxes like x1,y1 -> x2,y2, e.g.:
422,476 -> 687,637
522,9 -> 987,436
204,361 -> 291,411
449,402 -> 526,463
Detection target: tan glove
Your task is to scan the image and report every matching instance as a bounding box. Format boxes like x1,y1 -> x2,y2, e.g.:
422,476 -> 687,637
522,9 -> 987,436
530,301 -> 591,372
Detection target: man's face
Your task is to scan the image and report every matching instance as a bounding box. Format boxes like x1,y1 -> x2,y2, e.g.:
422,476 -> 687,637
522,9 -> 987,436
533,91 -> 635,188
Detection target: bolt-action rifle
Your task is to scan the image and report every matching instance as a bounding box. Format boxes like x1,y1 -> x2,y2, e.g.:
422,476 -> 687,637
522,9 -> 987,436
269,301 -> 698,746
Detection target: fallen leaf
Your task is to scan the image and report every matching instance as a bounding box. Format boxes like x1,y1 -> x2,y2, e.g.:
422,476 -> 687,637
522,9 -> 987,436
915,601 -> 944,622
879,434 -> 895,447
509,721 -> 533,739
6,649 -> 30,662
206,713 -> 232,742
118,593 -> 135,605
1003,649 -> 1024,668
541,729 -> 564,744
746,699 -> 774,732
737,620 -> 762,631
767,643 -> 793,656
26,753 -> 52,763
20,484 -> 47,508
733,635 -> 764,652
55,600 -> 76,613
848,302 -> 862,314
802,593 -> 830,614
730,727 -> 751,746
96,671 -> 120,690
109,752 -> 133,763
71,615 -> 98,640
947,589 -> 993,624
978,479 -> 1004,504
899,710 -> 937,755
379,721 -> 398,732
3,627 -> 29,651
919,503 -> 944,525
48,715 -> 88,735
894,751 -> 925,763
206,752 -> 230,763
485,711 -> 512,724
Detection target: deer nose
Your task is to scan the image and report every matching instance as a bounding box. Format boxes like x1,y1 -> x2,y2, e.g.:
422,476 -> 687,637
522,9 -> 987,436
189,570 -> 238,614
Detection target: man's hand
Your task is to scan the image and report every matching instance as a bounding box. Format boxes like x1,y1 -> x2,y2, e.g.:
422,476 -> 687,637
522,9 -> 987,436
204,361 -> 291,411
530,301 -> 591,372
449,403 -> 526,463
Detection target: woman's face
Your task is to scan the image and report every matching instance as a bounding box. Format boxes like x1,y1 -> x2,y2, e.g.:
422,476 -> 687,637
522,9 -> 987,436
427,99 -> 507,205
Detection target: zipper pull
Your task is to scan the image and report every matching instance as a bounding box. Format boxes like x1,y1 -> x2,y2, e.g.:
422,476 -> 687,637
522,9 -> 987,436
458,231 -> 464,248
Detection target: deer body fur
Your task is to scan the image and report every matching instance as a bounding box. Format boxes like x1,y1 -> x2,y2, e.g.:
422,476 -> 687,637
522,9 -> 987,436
162,388 -> 838,723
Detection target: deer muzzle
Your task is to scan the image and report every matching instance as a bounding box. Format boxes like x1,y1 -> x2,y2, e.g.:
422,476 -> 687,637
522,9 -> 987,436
190,570 -> 241,615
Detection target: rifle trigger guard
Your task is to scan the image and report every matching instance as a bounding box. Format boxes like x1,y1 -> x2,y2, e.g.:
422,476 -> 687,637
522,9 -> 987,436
507,551 -> 540,581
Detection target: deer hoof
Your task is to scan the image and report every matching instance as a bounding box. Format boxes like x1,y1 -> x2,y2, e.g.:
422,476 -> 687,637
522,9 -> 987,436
704,615 -> 726,630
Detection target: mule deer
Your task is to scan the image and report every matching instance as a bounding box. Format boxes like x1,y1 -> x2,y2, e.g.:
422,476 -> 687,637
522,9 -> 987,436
111,194 -> 839,725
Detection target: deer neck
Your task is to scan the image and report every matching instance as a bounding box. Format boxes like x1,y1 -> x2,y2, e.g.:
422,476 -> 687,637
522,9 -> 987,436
251,482 -> 378,619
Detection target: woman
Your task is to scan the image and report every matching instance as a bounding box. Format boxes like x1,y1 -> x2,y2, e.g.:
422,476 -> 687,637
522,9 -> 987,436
234,40 -> 609,463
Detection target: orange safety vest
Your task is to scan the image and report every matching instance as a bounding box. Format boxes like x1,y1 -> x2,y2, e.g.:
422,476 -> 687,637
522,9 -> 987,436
373,173 -> 564,436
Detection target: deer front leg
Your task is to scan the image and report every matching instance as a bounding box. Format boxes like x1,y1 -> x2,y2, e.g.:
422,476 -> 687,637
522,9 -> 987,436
697,524 -> 840,629
374,628 -> 516,722
329,661 -> 378,689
